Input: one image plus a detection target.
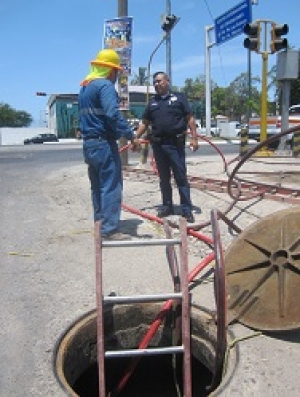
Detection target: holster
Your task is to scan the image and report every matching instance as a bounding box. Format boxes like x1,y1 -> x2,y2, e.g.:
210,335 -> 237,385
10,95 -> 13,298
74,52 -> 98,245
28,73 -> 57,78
150,132 -> 186,145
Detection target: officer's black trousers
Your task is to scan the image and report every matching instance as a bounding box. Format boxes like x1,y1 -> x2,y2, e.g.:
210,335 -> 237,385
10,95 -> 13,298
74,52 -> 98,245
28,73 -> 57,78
151,142 -> 192,213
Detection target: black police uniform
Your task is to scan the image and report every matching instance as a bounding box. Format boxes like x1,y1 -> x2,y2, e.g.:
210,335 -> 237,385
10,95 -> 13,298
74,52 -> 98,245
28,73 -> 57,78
142,91 -> 193,216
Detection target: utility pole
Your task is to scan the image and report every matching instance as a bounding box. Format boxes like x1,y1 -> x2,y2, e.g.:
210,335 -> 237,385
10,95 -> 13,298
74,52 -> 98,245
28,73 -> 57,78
118,0 -> 129,166
118,0 -> 127,15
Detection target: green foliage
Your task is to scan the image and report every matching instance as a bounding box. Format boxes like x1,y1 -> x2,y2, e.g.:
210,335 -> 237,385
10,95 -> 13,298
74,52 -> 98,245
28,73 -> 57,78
217,72 -> 260,120
180,72 -> 261,122
180,75 -> 206,122
181,75 -> 206,99
132,53 -> 300,121
130,67 -> 148,86
0,103 -> 32,127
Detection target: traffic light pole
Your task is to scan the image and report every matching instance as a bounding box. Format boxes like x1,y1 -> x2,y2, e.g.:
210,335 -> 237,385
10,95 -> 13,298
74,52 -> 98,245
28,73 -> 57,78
244,18 -> 289,155
139,35 -> 169,164
258,20 -> 271,155
139,15 -> 180,164
260,50 -> 268,144
166,0 -> 172,84
145,19 -> 180,92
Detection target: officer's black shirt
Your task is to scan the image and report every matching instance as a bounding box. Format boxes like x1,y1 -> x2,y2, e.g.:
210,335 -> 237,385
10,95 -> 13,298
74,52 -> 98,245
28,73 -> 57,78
142,92 -> 192,138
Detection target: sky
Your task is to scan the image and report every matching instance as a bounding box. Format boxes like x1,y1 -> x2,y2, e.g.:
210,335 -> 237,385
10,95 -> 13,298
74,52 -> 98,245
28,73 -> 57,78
1,0 -> 299,126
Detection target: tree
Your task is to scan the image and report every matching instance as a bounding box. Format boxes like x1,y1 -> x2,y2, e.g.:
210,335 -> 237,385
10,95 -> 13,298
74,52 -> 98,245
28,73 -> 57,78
211,85 -> 228,117
180,73 -> 261,123
130,72 -> 143,85
130,67 -> 148,85
181,75 -> 206,123
220,73 -> 260,121
0,103 -> 32,127
181,75 -> 206,99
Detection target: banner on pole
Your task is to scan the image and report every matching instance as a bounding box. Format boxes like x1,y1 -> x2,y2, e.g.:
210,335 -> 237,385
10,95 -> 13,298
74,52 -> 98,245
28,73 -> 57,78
103,17 -> 133,110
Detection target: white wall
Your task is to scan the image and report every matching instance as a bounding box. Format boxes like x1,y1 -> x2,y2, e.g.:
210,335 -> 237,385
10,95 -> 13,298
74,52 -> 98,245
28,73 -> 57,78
0,127 -> 53,146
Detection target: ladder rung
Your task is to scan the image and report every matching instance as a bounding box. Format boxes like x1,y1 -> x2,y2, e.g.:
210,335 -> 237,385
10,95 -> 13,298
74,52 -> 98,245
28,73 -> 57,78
102,238 -> 181,248
103,292 -> 183,305
95,219 -> 192,397
105,345 -> 184,358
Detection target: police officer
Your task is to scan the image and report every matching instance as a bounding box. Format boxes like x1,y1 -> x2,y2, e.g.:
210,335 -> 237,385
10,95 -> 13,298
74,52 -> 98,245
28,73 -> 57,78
135,71 -> 199,223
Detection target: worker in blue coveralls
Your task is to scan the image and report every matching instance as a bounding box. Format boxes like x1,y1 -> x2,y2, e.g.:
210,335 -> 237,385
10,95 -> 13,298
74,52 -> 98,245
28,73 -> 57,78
78,49 -> 140,239
135,71 -> 199,223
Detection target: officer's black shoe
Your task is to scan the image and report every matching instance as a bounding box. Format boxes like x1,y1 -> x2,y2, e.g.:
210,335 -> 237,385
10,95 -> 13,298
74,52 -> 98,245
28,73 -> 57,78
182,212 -> 195,223
157,207 -> 174,218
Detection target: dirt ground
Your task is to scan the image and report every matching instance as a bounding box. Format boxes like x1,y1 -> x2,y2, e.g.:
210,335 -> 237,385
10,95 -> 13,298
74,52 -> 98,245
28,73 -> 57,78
1,151 -> 300,396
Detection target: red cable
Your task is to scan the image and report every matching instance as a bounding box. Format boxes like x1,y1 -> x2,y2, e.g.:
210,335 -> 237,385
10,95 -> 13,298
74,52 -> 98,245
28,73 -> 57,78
109,252 -> 215,397
121,203 -> 213,245
107,144 -> 216,396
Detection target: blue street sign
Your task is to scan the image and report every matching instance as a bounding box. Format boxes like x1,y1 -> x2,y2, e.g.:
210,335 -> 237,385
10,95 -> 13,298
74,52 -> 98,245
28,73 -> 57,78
214,0 -> 252,45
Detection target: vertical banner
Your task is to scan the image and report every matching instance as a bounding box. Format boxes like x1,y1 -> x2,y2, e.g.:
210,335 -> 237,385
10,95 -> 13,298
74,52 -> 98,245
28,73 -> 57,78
103,17 -> 133,111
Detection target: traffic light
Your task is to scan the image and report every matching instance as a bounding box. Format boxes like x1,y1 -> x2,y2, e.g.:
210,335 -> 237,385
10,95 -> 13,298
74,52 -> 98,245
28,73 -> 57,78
243,22 -> 261,52
36,92 -> 47,96
161,14 -> 179,33
270,23 -> 289,53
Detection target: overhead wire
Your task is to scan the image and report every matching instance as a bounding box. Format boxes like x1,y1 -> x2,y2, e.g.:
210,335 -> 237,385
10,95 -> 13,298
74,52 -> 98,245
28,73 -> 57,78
202,0 -> 228,87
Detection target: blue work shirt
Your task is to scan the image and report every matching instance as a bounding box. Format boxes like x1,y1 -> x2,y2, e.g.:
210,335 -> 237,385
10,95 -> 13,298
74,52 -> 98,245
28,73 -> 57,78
142,92 -> 192,138
78,78 -> 134,141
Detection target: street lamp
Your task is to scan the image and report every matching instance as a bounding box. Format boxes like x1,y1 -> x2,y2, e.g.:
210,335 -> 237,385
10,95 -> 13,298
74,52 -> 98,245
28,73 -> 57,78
139,15 -> 180,164
147,13 -> 179,99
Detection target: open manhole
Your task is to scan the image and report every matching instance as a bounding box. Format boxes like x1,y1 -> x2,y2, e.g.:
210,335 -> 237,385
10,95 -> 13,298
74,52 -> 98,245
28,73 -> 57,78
54,303 -> 236,396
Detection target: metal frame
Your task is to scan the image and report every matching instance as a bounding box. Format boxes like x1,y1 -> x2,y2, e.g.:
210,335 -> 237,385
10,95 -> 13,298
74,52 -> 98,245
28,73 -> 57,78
94,218 -> 192,397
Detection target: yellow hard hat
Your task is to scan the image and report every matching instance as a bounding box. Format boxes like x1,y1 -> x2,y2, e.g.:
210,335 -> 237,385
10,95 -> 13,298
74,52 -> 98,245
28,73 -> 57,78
91,49 -> 122,71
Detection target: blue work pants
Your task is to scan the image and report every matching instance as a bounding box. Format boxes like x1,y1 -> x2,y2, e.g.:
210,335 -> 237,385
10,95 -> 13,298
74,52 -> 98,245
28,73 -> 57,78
83,139 -> 122,235
151,142 -> 192,213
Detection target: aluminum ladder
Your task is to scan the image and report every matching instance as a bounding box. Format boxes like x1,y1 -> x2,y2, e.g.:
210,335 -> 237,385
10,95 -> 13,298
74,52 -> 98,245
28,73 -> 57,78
94,217 -> 192,397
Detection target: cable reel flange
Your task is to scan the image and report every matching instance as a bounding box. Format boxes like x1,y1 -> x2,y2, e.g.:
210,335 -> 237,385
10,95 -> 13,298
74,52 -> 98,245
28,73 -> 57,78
225,206 -> 300,331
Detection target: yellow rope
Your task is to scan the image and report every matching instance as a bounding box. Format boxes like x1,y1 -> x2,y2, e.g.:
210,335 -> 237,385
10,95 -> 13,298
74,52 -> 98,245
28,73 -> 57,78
222,331 -> 262,378
7,251 -> 34,257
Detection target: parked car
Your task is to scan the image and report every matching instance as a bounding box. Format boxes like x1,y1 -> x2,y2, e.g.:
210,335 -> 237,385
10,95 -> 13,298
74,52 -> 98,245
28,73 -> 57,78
24,133 -> 59,144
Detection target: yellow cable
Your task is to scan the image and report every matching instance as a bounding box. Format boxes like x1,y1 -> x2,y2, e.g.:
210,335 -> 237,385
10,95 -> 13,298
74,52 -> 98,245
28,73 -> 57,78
222,331 -> 262,379
7,251 -> 34,257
